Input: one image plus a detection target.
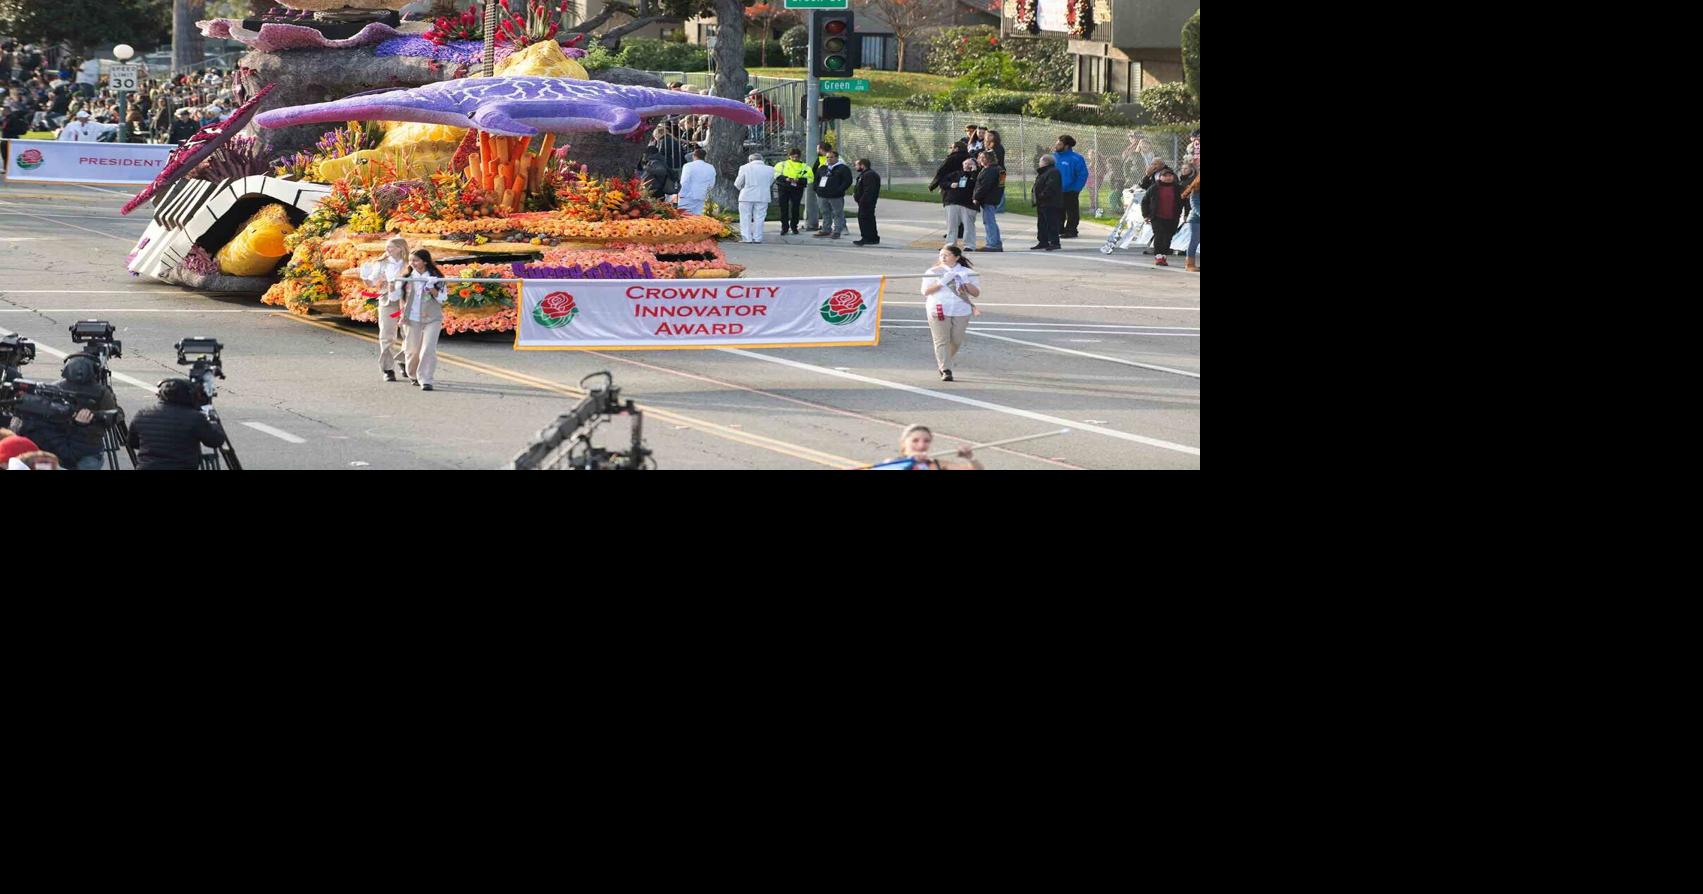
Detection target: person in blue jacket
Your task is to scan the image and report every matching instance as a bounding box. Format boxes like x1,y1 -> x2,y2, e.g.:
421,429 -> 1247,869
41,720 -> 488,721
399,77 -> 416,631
1053,134 -> 1088,238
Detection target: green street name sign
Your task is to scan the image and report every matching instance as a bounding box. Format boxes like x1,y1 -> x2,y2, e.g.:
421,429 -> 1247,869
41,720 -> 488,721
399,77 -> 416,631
784,0 -> 849,8
820,78 -> 869,92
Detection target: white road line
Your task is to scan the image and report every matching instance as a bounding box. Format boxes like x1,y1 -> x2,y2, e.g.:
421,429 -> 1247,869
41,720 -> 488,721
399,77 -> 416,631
970,331 -> 1201,379
241,422 -> 306,444
722,349 -> 1200,457
0,325 -> 162,396
0,237 -> 41,241
0,204 -> 129,241
884,325 -> 1199,337
73,185 -> 136,197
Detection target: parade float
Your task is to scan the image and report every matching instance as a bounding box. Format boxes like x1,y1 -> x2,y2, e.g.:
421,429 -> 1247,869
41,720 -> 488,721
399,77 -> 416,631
124,1 -> 763,335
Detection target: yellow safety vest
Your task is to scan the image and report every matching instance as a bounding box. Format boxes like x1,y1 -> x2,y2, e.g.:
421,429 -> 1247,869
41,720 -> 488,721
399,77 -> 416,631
775,160 -> 812,181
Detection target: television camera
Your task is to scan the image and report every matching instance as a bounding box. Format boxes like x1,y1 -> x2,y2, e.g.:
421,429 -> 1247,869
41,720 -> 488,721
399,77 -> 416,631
174,336 -> 242,470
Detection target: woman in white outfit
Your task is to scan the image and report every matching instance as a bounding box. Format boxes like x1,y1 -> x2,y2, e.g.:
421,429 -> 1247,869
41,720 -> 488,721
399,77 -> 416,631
398,249 -> 448,392
920,245 -> 981,382
360,236 -> 411,381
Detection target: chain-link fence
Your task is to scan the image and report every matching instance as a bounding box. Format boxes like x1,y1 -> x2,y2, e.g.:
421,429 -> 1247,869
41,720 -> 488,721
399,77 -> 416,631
834,108 -> 1185,218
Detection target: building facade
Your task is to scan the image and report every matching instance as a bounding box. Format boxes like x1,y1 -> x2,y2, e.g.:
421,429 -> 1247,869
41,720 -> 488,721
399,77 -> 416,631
1002,0 -> 1195,102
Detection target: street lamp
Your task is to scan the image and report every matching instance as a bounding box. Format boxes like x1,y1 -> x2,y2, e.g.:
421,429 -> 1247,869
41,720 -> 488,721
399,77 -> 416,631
114,44 -> 135,143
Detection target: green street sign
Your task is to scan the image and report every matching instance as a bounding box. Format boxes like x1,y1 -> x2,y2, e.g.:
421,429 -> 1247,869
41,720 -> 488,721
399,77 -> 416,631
820,78 -> 869,92
784,0 -> 848,8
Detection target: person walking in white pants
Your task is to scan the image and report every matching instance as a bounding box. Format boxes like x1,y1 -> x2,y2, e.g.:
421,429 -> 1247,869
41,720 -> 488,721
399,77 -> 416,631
360,236 -> 412,381
734,152 -> 776,244
920,245 -> 981,382
397,249 -> 448,391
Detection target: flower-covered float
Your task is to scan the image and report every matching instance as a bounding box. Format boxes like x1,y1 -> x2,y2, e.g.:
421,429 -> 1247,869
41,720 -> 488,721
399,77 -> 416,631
123,5 -> 764,337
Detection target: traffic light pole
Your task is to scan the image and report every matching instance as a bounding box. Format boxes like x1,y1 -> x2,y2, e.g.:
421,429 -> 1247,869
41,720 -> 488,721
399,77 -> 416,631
804,9 -> 819,229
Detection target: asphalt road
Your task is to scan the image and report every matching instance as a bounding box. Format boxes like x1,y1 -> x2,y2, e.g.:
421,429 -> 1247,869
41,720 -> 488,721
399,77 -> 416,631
0,181 -> 1199,469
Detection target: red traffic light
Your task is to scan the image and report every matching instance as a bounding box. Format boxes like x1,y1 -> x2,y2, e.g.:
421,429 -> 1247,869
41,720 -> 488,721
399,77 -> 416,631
824,21 -> 846,35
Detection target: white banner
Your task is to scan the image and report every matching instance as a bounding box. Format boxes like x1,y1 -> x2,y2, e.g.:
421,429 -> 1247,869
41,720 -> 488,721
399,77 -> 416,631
1038,0 -> 1070,33
4,138 -> 174,185
515,275 -> 886,350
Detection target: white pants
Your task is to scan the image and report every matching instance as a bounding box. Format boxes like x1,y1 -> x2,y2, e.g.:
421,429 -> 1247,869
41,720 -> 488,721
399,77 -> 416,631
680,195 -> 706,216
740,202 -> 768,242
946,205 -> 978,248
377,301 -> 405,371
927,313 -> 971,372
403,319 -> 443,386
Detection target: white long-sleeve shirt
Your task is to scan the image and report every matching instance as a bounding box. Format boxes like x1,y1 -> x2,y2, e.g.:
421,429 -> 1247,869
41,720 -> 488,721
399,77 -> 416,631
922,264 -> 978,318
57,121 -> 103,141
360,255 -> 410,304
677,159 -> 716,200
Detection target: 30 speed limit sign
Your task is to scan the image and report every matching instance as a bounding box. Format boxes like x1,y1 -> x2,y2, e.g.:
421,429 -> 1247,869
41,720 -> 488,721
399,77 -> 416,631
108,65 -> 139,92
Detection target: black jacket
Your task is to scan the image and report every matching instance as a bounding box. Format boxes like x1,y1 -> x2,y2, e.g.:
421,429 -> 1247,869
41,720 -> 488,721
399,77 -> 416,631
168,118 -> 198,143
1034,163 -> 1063,209
128,401 -> 225,470
814,162 -> 853,199
973,166 -> 1003,207
1141,181 -> 1186,226
941,166 -> 978,210
13,378 -> 117,466
854,168 -> 880,206
929,150 -> 971,202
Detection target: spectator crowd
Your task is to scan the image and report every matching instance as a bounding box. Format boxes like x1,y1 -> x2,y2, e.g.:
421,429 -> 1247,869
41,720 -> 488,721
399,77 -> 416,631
3,39 -> 244,144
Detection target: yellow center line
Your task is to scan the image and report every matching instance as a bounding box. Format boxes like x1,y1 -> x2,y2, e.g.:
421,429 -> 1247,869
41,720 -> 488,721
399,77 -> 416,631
274,313 -> 860,468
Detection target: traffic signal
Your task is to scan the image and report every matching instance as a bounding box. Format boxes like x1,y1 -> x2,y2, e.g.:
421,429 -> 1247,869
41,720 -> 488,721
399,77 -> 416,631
810,10 -> 856,79
821,96 -> 851,120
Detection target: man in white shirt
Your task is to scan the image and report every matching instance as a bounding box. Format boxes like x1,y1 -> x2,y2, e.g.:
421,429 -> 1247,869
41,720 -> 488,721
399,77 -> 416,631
676,148 -> 716,216
57,109 -> 101,141
77,57 -> 100,98
733,152 -> 776,244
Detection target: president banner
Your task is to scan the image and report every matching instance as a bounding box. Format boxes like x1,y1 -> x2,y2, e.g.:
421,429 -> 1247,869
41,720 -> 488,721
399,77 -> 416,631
3,139 -> 174,186
515,275 -> 886,350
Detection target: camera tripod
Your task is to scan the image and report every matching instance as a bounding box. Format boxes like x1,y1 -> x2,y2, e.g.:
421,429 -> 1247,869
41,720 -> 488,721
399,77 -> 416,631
196,404 -> 242,470
100,409 -> 139,471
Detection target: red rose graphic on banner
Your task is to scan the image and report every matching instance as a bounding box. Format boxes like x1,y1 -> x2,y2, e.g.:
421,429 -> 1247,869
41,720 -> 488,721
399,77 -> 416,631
820,288 -> 866,325
17,149 -> 44,170
533,290 -> 579,328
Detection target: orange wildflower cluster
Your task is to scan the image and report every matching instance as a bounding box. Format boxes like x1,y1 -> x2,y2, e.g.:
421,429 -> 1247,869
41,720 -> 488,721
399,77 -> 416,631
552,169 -> 682,222
407,213 -> 721,242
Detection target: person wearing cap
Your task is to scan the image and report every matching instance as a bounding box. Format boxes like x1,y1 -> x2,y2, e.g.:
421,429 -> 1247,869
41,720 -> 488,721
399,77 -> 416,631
168,108 -> 198,144
56,108 -> 100,141
733,152 -> 777,244
199,104 -> 224,127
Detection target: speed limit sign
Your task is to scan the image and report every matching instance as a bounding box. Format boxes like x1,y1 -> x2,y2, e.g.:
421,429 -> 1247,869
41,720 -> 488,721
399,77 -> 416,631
109,64 -> 139,92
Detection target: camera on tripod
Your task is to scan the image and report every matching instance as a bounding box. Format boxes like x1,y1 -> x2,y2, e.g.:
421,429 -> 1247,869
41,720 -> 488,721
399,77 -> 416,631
69,320 -> 121,361
175,336 -> 224,402
0,333 -> 36,372
508,372 -> 655,470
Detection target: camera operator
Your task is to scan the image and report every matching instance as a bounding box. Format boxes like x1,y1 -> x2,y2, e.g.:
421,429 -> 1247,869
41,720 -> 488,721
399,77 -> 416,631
11,351 -> 118,470
127,378 -> 226,470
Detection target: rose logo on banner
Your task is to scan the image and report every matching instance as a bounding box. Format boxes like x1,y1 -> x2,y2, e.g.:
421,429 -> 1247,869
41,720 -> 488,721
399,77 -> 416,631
820,288 -> 866,325
17,149 -> 43,170
533,290 -> 579,328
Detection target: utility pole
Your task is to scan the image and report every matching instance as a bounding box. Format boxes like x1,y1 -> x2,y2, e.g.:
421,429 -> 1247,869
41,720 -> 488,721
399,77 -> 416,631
804,10 -> 818,228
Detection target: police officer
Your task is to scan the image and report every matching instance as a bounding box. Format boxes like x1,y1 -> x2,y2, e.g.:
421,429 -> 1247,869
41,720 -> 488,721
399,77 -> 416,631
773,148 -> 812,236
12,351 -> 119,470
128,378 -> 227,471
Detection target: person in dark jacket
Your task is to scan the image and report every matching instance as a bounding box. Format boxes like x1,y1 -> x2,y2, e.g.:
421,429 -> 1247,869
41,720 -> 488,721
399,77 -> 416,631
812,150 -> 854,238
1140,167 -> 1186,267
852,158 -> 881,246
11,351 -> 119,470
941,157 -> 979,250
1031,154 -> 1063,251
167,108 -> 198,144
128,378 -> 226,470
929,140 -> 971,238
973,150 -> 1004,251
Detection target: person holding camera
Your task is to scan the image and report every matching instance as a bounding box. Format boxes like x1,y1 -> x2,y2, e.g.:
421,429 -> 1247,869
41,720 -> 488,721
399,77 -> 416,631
397,249 -> 448,392
11,352 -> 118,470
128,378 -> 227,470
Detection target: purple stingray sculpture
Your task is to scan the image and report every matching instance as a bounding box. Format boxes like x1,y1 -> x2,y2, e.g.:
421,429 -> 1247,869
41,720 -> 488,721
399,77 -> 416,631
253,76 -> 764,137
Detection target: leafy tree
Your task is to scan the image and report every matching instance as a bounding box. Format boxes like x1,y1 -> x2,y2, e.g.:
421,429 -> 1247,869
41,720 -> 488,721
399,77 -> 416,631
1181,9 -> 1199,103
779,24 -> 808,66
705,0 -> 748,211
0,0 -> 171,52
743,3 -> 797,67
852,0 -> 949,73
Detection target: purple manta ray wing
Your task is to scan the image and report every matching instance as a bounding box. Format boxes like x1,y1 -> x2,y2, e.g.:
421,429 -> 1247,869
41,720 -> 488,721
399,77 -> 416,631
254,76 -> 765,136
121,83 -> 278,216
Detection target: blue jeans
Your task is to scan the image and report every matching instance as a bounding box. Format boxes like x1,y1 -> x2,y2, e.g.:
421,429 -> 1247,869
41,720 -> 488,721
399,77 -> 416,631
1187,216 -> 1200,259
981,204 -> 1002,248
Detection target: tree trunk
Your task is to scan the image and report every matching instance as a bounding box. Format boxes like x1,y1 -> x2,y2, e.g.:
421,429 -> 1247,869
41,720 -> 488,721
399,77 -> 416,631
174,0 -> 207,74
706,0 -> 748,212
895,35 -> 905,73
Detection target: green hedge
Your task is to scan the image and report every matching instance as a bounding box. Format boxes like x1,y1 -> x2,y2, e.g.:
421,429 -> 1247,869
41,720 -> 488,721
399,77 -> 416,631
745,40 -> 785,68
1137,83 -> 1198,125
616,39 -> 708,72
